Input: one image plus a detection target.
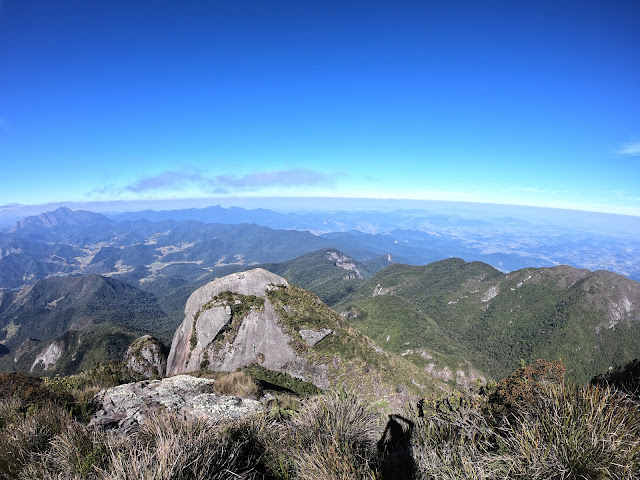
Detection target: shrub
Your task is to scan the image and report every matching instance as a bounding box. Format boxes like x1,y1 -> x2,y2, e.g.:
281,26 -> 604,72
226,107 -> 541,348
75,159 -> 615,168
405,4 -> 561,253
244,364 -> 321,397
489,358 -> 565,412
591,358 -> 640,399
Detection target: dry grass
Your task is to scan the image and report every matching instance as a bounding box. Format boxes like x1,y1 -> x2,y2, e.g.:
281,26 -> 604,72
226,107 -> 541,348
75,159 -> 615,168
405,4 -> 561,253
2,366 -> 639,480
281,390 -> 382,480
21,410 -> 275,480
213,371 -> 263,399
0,398 -> 74,478
502,383 -> 640,479
104,412 -> 271,480
406,382 -> 640,480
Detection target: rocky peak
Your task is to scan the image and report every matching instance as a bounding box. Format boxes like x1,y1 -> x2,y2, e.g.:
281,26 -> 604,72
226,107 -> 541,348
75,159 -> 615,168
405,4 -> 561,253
326,251 -> 363,279
166,268 -> 433,402
167,268 -> 323,382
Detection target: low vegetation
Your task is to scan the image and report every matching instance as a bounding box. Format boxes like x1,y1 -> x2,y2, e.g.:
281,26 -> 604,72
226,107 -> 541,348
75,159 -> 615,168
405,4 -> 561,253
0,360 -> 638,479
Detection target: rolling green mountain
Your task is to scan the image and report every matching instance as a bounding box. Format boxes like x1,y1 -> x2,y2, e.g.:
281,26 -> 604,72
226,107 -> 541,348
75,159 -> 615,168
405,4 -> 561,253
0,275 -> 171,374
335,258 -> 640,383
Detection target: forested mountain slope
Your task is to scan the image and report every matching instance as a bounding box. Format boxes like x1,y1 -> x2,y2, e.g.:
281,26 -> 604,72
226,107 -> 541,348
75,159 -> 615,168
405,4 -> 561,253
335,258 -> 640,383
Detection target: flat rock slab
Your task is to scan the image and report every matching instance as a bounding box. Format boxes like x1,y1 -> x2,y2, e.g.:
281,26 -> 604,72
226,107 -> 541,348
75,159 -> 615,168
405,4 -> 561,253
299,328 -> 333,347
89,374 -> 263,433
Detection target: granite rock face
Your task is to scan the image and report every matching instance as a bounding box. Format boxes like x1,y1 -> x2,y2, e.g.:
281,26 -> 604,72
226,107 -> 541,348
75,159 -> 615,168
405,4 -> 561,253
125,335 -> 168,378
166,268 -> 329,387
89,374 -> 263,433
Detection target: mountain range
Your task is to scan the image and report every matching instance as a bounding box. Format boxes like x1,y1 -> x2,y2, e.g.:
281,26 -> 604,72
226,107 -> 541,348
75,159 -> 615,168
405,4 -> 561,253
2,205 -> 638,295
0,206 -> 638,391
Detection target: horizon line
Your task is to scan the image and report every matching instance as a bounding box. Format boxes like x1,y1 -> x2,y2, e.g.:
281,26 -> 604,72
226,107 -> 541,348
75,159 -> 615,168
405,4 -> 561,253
1,195 -> 639,220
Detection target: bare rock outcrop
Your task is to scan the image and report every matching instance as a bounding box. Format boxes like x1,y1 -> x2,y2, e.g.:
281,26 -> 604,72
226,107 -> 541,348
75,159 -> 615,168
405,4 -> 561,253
166,269 -> 329,387
125,335 -> 168,378
30,339 -> 64,372
326,251 -> 363,278
89,374 -> 263,433
299,328 -> 333,347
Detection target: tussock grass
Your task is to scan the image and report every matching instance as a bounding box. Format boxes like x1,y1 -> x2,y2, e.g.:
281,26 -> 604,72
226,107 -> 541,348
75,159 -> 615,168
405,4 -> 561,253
280,390 -> 382,480
2,364 -> 640,479
502,383 -> 640,479
0,399 -> 74,478
213,371 -> 263,399
105,412 -> 270,480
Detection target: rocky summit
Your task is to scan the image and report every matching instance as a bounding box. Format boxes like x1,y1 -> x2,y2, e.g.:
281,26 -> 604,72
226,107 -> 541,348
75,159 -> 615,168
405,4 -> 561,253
167,268 -> 330,386
166,268 -> 434,401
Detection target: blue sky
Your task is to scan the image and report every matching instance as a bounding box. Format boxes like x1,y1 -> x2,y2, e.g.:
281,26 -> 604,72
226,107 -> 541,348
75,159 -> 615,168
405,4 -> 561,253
1,0 -> 639,215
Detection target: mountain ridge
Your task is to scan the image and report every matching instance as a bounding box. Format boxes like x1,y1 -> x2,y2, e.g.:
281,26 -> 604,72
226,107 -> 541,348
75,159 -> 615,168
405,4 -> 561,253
334,258 -> 640,383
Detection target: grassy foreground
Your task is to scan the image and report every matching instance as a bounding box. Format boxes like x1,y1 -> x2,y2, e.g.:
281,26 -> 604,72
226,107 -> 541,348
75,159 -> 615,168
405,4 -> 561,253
0,361 -> 638,479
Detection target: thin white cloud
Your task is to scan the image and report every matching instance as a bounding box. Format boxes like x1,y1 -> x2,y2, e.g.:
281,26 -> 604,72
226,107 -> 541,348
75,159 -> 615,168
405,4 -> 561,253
87,168 -> 339,198
508,186 -> 545,194
211,168 -> 336,193
124,170 -> 204,193
617,142 -> 640,156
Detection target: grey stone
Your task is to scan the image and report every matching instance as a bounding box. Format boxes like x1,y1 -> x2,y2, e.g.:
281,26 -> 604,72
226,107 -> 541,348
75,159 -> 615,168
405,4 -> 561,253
89,374 -> 263,433
125,335 -> 168,378
299,328 -> 333,347
166,268 -> 329,387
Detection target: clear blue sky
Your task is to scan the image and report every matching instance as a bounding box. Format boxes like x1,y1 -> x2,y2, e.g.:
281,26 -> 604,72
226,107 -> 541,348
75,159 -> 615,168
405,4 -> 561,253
1,0 -> 639,215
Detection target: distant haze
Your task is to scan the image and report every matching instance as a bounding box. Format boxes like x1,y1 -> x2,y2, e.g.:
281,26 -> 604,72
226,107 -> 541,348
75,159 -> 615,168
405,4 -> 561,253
1,198 -> 638,237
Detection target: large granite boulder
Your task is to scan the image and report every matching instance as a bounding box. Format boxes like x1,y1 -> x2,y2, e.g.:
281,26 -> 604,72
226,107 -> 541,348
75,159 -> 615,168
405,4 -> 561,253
89,374 -> 263,433
166,268 -> 330,387
125,335 -> 168,378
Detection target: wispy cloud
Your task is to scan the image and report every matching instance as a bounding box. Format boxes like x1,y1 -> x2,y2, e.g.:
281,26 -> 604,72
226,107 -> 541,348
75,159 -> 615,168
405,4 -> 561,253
617,142 -> 640,156
87,168 -> 339,198
124,170 -> 204,193
507,186 -> 545,194
211,168 -> 335,193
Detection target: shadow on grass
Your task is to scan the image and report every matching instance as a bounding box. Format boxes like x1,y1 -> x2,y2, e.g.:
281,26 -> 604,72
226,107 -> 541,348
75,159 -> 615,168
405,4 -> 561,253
377,413 -> 416,479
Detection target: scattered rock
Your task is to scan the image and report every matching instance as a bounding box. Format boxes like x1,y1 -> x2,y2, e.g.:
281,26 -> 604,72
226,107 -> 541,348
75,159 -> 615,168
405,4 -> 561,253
373,283 -> 390,296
